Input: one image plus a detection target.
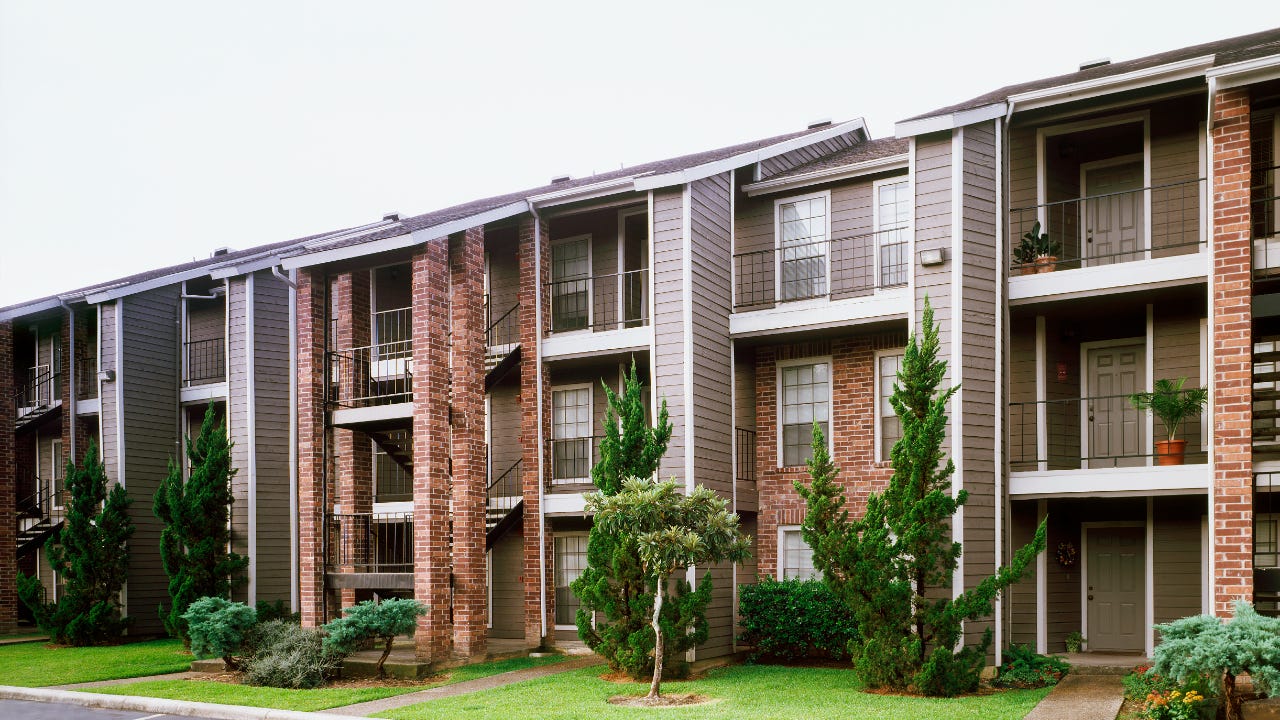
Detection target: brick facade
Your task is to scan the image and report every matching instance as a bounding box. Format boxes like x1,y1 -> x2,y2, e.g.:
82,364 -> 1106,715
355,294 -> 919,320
1211,86 -> 1254,616
754,334 -> 900,577
0,321 -> 15,632
296,268 -> 327,628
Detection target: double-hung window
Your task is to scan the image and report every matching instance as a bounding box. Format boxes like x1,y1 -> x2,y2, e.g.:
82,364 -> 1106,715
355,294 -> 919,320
779,360 -> 830,467
551,237 -> 591,332
877,352 -> 904,462
554,533 -> 588,626
552,386 -> 593,483
779,526 -> 818,580
776,193 -> 829,301
875,179 -> 910,288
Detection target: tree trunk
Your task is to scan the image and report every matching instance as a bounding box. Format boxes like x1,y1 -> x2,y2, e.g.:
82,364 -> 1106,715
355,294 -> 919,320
1224,671 -> 1240,720
223,654 -> 240,672
377,635 -> 394,679
648,588 -> 664,700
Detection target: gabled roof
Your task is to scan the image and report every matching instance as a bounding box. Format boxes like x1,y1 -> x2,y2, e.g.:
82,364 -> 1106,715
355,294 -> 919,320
897,27 -> 1280,134
740,137 -> 909,196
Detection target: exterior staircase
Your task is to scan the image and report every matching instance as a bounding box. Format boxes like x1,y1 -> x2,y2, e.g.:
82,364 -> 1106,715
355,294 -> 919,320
484,302 -> 520,391
1255,337 -> 1280,459
16,482 -> 62,557
486,459 -> 522,549
14,367 -> 61,433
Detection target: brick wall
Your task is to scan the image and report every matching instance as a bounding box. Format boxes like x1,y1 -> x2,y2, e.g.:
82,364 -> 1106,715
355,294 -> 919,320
296,269 -> 327,627
1211,86 -> 1253,616
450,227 -> 488,658
754,333 -> 901,577
0,321 -> 15,632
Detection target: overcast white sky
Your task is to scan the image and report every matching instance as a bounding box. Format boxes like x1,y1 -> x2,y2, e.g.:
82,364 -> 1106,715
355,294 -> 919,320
1,1 -> 1277,306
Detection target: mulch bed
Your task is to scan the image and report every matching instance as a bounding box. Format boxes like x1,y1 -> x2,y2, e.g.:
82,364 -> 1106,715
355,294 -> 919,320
200,671 -> 449,688
607,693 -> 715,707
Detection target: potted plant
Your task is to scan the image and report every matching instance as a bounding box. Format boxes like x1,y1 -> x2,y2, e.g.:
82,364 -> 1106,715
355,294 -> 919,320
1128,377 -> 1209,466
1065,631 -> 1085,654
1022,221 -> 1061,273
1012,233 -> 1039,276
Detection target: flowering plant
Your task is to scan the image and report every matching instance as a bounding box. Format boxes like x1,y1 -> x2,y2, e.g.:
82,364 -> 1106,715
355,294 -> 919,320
1056,541 -> 1077,568
1143,688 -> 1208,720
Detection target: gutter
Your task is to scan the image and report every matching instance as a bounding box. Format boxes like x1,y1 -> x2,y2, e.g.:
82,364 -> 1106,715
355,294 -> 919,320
741,155 -> 908,196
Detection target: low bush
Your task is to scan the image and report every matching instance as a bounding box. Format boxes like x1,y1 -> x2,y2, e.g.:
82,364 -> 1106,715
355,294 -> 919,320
243,620 -> 340,689
991,645 -> 1070,689
737,578 -> 858,663
323,598 -> 427,678
183,597 -> 257,670
255,599 -> 300,625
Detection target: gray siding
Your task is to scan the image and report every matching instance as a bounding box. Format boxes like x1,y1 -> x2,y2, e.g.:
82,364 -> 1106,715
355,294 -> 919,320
100,302 -> 119,483
489,522 -> 524,639
120,285 -> 181,634
489,381 -> 522,481
914,133 -> 953,365
227,276 -> 251,603
1008,502 -> 1038,647
1153,307 -> 1205,458
1153,496 -> 1203,627
756,130 -> 863,179
187,302 -> 225,345
486,226 -> 521,321
652,189 -> 686,482
253,271 -> 293,604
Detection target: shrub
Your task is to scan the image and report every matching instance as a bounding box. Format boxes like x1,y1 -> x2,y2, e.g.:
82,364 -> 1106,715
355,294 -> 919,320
992,645 -> 1070,689
255,599 -> 300,625
183,597 -> 257,670
243,620 -> 339,689
323,598 -> 427,678
737,578 -> 858,662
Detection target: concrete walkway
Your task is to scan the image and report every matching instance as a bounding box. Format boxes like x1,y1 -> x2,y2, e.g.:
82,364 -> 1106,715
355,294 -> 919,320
55,671 -> 201,690
330,655 -> 604,716
1022,674 -> 1125,720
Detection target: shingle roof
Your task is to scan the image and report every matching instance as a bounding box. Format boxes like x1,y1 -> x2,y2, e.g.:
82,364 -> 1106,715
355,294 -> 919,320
760,137 -> 909,182
903,27 -> 1280,123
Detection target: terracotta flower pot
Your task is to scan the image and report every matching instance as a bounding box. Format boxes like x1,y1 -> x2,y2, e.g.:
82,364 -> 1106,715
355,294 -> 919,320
1016,263 -> 1037,276
1035,256 -> 1058,273
1154,439 -> 1187,466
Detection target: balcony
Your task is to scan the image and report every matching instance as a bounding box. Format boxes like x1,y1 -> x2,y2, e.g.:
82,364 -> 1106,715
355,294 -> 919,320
74,350 -> 98,402
328,307 -> 413,426
15,364 -> 60,430
484,298 -> 520,388
1007,178 -> 1206,302
542,270 -> 649,359
326,511 -> 413,578
1254,165 -> 1279,275
183,337 -> 226,386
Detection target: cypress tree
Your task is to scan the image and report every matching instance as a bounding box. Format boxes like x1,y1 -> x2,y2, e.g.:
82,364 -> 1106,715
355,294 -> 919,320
796,297 -> 1047,696
17,441 -> 134,645
154,403 -> 248,640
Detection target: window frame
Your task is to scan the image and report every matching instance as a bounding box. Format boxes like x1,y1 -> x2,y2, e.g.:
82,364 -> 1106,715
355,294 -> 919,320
773,190 -> 832,303
551,383 -> 595,484
553,531 -> 590,629
872,176 -> 911,289
550,234 -> 593,332
875,348 -> 906,463
775,356 -> 833,469
776,524 -> 819,581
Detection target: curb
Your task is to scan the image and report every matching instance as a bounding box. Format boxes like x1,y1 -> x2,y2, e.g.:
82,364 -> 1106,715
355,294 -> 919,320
0,685 -> 362,720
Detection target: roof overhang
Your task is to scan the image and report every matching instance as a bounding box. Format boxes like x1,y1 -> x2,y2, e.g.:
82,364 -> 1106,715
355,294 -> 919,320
895,103 -> 1006,138
527,177 -> 641,208
742,154 -> 908,197
0,297 -> 64,322
1206,53 -> 1280,90
1006,55 -> 1214,112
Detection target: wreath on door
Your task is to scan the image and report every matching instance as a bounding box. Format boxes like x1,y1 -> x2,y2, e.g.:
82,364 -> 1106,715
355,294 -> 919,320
1056,541 -> 1077,568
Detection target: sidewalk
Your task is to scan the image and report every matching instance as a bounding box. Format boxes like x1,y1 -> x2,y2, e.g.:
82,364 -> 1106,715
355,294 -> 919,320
1022,674 -> 1125,720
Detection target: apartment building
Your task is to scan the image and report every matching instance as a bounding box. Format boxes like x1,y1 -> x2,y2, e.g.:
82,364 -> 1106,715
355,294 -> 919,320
0,242 -> 304,634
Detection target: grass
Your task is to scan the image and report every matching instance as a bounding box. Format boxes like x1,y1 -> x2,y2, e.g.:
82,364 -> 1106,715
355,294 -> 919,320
87,654 -> 568,712
374,664 -> 1054,720
0,638 -> 192,687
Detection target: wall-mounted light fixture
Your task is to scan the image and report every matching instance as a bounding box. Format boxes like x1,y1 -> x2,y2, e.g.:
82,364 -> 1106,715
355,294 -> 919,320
98,369 -> 115,382
918,248 -> 946,267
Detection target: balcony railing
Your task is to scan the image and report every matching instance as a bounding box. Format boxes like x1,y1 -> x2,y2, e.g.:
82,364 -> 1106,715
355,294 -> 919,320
1009,394 -> 1207,471
326,512 -> 413,573
546,269 -> 648,333
373,307 -> 411,346
16,364 -> 59,418
488,459 -> 522,516
327,341 -> 413,409
548,435 -> 604,487
486,299 -> 520,349
184,337 -> 226,385
75,351 -> 98,401
1253,165 -> 1280,274
737,428 -> 756,485
733,227 -> 909,310
1008,178 -> 1205,275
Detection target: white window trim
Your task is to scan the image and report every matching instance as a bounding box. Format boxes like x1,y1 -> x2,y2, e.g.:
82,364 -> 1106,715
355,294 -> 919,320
773,190 -> 832,303
551,383 -> 594,484
874,348 -> 906,464
776,525 -> 818,581
775,355 -> 834,468
872,177 -> 911,288
554,530 -> 590,630
550,234 -> 594,332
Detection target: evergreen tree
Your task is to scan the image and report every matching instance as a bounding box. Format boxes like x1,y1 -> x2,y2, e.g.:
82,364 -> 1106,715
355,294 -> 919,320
17,441 -> 134,645
796,297 -> 1047,696
154,404 -> 248,640
571,360 -> 711,680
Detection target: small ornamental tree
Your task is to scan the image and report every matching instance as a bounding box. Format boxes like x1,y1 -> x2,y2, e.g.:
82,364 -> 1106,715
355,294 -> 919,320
573,360 -> 712,681
154,403 -> 249,640
796,297 -> 1047,696
17,441 -> 134,645
1152,602 -> 1280,720
588,478 -> 750,701
183,596 -> 257,670
323,598 -> 427,678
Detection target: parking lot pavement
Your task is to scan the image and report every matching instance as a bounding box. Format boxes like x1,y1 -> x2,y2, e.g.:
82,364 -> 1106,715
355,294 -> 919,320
0,698 -> 219,720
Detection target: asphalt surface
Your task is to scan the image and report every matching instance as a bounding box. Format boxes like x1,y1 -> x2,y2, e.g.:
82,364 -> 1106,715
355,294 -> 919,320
0,698 -> 220,720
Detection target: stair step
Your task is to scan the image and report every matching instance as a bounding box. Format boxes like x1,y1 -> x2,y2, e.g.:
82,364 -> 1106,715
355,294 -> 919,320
1257,428 -> 1280,439
1257,351 -> 1280,364
1257,390 -> 1280,402
1257,444 -> 1280,456
1258,371 -> 1280,383
1259,409 -> 1280,419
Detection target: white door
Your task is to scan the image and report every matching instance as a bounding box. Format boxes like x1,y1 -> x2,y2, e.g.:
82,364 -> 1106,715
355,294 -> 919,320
1086,344 -> 1145,468
1083,162 -> 1143,266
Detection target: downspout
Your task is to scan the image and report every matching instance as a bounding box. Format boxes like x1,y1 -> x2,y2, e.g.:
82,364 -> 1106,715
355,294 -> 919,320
246,273 -> 257,605
528,200 -> 548,643
272,265 -> 299,290
60,300 -> 76,461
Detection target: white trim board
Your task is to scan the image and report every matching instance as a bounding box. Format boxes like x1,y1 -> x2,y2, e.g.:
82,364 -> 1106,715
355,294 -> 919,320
742,156 -> 908,197
1007,251 -> 1206,304
729,288 -> 910,338
1009,464 -> 1209,498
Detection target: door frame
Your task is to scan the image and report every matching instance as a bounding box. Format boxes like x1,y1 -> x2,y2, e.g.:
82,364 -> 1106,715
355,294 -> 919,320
1079,154 -> 1147,262
1080,520 -> 1147,654
1079,337 -> 1147,469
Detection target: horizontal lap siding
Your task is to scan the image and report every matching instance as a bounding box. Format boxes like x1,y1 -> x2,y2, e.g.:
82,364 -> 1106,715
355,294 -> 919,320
1153,308 -> 1205,458
227,278 -> 250,602
487,226 -> 521,319
489,382 -> 522,482
756,131 -> 862,179
1150,97 -> 1204,256
100,303 -> 119,483
914,133 -> 953,369
121,286 -> 180,634
489,520 -> 524,639
652,189 -> 685,482
254,271 -> 293,604
1009,501 -> 1038,647
187,303 -> 225,345
1153,496 -> 1204,628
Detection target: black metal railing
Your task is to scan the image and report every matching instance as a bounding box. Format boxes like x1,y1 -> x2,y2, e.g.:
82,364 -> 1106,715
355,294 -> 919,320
184,337 -> 226,385
733,227 -> 909,310
1253,165 -> 1280,274
326,512 -> 413,573
16,365 -> 59,418
1008,394 -> 1207,470
486,301 -> 520,349
487,459 -> 522,517
546,269 -> 648,333
737,428 -> 756,485
372,307 -> 412,346
75,350 -> 98,401
327,340 -> 413,408
16,475 -> 62,520
1008,178 -> 1205,275
548,435 -> 604,486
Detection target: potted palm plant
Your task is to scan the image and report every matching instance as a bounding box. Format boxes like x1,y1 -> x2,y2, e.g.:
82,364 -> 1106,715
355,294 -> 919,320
1022,220 -> 1061,273
1128,377 -> 1209,466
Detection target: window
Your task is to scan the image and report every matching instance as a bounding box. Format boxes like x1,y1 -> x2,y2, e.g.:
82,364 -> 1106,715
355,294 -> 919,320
877,352 -> 904,461
51,438 -> 63,497
555,534 -> 588,626
552,386 -> 593,482
1259,514 -> 1279,570
551,237 -> 591,332
776,193 -> 829,301
779,527 -> 818,580
876,180 -> 910,287
779,360 -> 830,467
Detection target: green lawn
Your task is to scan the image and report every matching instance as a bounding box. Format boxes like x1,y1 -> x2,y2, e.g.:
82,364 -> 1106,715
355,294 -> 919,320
375,664 -> 1053,720
88,654 -> 568,712
0,638 -> 191,687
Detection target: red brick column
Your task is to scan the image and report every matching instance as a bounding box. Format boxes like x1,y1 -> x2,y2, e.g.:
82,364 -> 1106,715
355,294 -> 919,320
413,238 -> 453,662
1212,87 -> 1253,616
451,227 -> 488,658
518,214 -> 553,646
332,272 -> 372,608
0,321 -> 15,632
297,269 -> 328,627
